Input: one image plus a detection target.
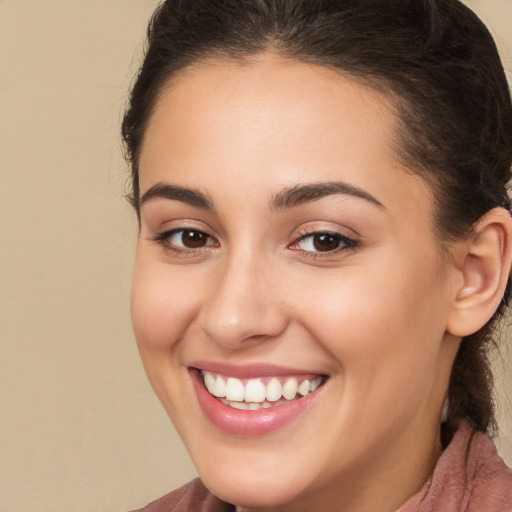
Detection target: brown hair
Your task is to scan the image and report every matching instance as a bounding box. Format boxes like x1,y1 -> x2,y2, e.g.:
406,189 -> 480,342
122,0 -> 512,433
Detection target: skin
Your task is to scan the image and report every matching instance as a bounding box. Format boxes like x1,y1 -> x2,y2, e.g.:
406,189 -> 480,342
132,55 -> 466,512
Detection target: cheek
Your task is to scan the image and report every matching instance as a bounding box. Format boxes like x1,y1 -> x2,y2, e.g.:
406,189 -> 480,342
295,254 -> 448,382
302,273 -> 446,436
130,254 -> 198,351
130,254 -> 202,419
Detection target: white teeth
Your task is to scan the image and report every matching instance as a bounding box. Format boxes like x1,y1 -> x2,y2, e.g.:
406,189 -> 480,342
229,401 -> 249,410
204,372 -> 215,392
202,371 -> 324,407
282,377 -> 299,400
245,379 -> 266,403
266,377 -> 282,402
310,376 -> 322,392
298,379 -> 310,396
225,377 -> 245,401
213,375 -> 226,397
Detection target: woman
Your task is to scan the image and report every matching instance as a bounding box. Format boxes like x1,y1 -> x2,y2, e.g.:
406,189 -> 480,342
123,0 -> 512,510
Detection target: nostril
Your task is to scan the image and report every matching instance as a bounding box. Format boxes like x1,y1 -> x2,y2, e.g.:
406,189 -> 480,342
199,304 -> 288,348
197,264 -> 289,348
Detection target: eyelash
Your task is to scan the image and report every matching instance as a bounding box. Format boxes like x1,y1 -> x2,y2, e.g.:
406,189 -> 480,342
150,227 -> 359,258
290,229 -> 359,258
151,228 -> 218,255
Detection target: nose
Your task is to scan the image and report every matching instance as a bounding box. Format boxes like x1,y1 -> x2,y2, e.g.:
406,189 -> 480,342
198,253 -> 288,350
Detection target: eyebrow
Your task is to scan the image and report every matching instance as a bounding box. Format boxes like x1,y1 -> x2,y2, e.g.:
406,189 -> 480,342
140,183 -> 215,210
270,181 -> 385,210
139,180 -> 384,212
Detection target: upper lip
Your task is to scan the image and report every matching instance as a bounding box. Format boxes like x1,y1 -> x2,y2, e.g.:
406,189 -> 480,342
190,361 -> 326,379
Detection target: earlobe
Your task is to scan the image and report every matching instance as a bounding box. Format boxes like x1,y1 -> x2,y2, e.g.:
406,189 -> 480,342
447,207 -> 512,337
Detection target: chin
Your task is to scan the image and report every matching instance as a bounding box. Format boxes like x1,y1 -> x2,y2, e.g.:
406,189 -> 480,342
200,466 -> 309,509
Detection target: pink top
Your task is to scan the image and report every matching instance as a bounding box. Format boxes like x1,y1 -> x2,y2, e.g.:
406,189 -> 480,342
131,421 -> 512,511
399,421 -> 512,511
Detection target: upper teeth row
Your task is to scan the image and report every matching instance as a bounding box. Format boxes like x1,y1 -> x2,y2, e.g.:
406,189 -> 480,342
202,372 -> 322,403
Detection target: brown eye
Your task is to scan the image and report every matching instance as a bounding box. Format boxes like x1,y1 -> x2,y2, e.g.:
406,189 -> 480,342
180,230 -> 208,248
294,231 -> 357,254
312,234 -> 341,252
155,228 -> 217,252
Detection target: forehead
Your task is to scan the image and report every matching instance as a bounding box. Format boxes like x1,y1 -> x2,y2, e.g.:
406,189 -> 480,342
139,54 -> 432,222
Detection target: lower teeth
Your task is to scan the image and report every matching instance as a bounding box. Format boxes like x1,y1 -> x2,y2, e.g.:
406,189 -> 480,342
219,396 -> 298,410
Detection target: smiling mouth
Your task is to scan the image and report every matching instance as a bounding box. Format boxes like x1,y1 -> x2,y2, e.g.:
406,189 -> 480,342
201,371 -> 325,411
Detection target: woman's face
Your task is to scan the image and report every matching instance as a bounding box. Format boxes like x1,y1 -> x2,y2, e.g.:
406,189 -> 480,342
132,56 -> 461,510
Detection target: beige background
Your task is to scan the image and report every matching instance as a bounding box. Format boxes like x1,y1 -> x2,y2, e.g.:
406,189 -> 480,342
0,1 -> 511,511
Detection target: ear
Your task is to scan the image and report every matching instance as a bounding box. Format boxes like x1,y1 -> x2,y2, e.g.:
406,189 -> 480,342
447,207 -> 512,337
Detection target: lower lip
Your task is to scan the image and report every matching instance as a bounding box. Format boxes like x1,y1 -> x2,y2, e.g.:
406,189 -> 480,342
190,369 -> 323,436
